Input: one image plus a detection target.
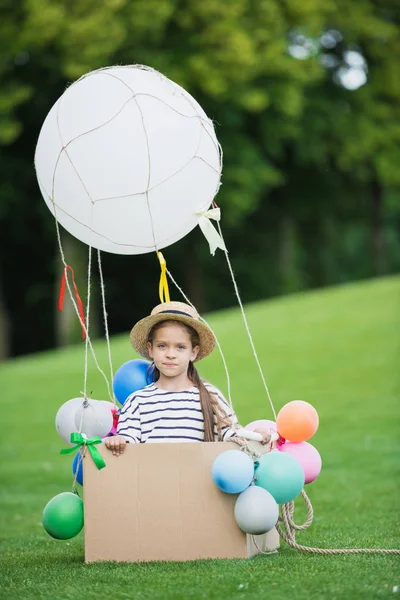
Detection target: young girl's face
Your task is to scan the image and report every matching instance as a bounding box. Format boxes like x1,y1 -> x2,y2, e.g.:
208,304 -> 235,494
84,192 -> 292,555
147,322 -> 199,379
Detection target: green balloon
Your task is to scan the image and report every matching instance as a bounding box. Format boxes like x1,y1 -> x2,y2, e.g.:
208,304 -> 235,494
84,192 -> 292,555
42,492 -> 84,540
254,451 -> 305,504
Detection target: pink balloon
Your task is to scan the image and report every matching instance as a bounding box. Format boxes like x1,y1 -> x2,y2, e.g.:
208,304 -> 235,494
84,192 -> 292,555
278,441 -> 322,484
245,419 -> 277,433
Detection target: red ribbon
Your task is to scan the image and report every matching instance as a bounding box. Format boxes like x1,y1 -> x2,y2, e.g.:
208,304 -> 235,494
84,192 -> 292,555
58,265 -> 86,339
111,407 -> 119,430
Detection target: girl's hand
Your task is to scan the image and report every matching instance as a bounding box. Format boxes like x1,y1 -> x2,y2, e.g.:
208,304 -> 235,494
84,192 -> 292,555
104,435 -> 127,456
253,428 -> 273,445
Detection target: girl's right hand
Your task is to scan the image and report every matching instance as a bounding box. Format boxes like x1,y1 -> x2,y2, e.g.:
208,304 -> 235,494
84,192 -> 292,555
104,435 -> 127,456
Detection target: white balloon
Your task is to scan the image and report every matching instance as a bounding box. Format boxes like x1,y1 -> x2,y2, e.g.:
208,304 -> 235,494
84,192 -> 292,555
234,486 -> 279,535
74,399 -> 113,439
55,397 -> 85,445
34,65 -> 221,255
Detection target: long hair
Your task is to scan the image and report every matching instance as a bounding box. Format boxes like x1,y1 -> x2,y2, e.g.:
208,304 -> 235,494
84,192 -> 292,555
147,320 -> 230,441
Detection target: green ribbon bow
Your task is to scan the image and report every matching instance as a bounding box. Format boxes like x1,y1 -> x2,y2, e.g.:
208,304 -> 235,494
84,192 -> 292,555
60,432 -> 106,470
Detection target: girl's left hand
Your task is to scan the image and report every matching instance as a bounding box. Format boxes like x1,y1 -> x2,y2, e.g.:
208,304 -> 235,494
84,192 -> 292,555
253,428 -> 273,445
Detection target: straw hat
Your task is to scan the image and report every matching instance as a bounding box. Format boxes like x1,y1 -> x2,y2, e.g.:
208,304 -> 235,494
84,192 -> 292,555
130,301 -> 216,361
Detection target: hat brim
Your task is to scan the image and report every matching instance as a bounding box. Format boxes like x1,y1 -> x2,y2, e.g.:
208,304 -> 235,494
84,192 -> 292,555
130,313 -> 215,361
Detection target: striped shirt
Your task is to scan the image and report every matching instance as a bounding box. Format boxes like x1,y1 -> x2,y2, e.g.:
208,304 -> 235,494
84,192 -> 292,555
117,382 -> 239,443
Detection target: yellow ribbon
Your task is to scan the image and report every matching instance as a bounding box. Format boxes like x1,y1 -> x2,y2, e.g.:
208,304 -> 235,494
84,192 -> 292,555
157,252 -> 170,304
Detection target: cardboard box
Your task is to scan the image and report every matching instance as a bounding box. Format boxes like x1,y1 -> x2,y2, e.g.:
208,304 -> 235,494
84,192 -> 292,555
83,442 -> 279,562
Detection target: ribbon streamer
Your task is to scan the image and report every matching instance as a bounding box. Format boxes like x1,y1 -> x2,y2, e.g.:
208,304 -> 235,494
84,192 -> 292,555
157,252 -> 170,304
196,207 -> 227,256
60,432 -> 106,470
58,265 -> 86,339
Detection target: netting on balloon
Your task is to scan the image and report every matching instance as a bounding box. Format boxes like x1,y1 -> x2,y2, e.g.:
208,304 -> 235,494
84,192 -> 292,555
38,64 -> 223,253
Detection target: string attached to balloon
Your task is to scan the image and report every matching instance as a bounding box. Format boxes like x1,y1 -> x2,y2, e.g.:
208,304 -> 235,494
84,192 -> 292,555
53,212 -> 115,403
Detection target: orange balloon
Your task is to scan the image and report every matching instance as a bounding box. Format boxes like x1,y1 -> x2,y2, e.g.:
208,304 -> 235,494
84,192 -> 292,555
276,400 -> 319,442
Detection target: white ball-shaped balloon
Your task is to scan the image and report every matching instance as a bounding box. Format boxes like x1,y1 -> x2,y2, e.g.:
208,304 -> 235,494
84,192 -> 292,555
34,65 -> 221,255
234,486 -> 279,535
55,397 -> 85,445
74,399 -> 113,439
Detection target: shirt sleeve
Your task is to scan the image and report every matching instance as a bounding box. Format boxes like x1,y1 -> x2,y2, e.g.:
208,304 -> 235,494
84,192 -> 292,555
116,393 -> 141,443
206,383 -> 240,441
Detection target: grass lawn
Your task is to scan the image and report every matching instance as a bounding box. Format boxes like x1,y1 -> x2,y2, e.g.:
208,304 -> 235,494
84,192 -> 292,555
0,275 -> 399,599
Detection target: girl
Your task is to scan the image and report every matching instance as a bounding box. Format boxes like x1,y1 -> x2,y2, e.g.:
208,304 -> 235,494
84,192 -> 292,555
105,301 -> 268,455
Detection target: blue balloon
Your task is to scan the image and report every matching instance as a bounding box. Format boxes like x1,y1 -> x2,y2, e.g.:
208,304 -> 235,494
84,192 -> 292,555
211,450 -> 255,494
72,452 -> 83,486
113,359 -> 156,406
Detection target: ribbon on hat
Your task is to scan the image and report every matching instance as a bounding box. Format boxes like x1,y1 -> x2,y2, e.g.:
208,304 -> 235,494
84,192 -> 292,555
157,252 -> 170,304
58,265 -> 86,339
195,207 -> 227,256
60,432 -> 106,470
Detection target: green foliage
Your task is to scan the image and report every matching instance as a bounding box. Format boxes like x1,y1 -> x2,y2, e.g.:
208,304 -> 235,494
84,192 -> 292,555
0,0 -> 399,356
0,277 -> 399,598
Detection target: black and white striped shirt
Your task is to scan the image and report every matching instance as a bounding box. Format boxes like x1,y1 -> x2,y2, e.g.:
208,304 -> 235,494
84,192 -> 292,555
117,382 -> 238,443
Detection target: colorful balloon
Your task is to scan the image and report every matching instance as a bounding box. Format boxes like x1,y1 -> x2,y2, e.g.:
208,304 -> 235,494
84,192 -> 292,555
234,486 -> 279,535
113,359 -> 155,406
74,399 -> 113,439
72,452 -> 83,486
279,441 -> 322,484
211,450 -> 255,494
55,397 -> 85,445
276,400 -> 319,442
255,450 -> 305,504
42,492 -> 84,540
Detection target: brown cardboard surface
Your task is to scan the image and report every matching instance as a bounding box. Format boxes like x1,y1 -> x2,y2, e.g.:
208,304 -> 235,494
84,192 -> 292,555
83,442 -> 279,562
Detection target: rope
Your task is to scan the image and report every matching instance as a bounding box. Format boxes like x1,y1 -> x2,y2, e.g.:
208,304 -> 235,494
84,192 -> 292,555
275,489 -> 400,555
97,249 -> 116,405
215,219 -> 277,421
228,437 -> 399,556
71,446 -> 86,493
165,266 -> 233,419
83,246 -> 92,399
53,214 -> 114,401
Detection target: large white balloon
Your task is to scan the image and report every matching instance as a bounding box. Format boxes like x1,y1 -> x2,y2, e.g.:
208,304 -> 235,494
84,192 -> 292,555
55,397 -> 85,445
34,65 -> 221,254
234,486 -> 279,535
74,399 -> 113,439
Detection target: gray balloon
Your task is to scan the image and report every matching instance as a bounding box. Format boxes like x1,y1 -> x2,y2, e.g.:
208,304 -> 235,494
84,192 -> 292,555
234,485 -> 279,535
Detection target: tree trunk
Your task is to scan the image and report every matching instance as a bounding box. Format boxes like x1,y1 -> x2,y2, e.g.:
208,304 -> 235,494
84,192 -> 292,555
0,272 -> 10,360
279,215 -> 301,294
371,180 -> 385,275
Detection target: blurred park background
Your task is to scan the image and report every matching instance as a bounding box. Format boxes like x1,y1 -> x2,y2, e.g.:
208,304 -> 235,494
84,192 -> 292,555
0,0 -> 399,359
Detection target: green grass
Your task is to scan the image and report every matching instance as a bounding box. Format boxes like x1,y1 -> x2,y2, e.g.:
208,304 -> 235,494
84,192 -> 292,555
1,276 -> 399,599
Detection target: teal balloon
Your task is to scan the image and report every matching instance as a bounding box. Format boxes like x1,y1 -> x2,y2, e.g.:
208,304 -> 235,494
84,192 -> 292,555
42,492 -> 84,540
254,451 -> 305,504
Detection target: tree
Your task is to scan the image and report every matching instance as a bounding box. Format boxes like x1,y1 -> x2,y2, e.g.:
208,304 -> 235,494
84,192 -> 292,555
0,0 -> 399,357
